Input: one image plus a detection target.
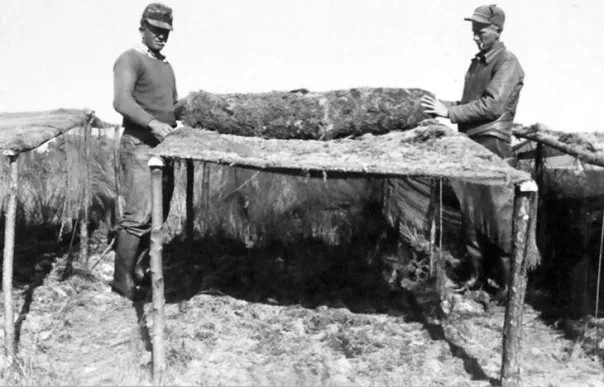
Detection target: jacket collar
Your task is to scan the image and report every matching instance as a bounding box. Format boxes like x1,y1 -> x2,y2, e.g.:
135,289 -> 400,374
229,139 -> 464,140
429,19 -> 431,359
474,41 -> 505,64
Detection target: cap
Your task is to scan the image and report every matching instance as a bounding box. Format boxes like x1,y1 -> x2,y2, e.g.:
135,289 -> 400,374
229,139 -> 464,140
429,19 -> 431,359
464,4 -> 505,29
142,3 -> 173,30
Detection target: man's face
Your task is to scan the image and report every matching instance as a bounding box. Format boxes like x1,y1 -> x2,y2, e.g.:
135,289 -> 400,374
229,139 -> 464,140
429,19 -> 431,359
140,23 -> 170,53
472,22 -> 500,52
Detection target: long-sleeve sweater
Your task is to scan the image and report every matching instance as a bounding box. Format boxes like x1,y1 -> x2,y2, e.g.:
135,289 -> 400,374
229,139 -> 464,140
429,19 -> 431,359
113,48 -> 178,140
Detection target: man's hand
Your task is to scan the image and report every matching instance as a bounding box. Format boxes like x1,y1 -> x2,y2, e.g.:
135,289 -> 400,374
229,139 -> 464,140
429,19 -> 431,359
148,119 -> 174,141
420,95 -> 449,118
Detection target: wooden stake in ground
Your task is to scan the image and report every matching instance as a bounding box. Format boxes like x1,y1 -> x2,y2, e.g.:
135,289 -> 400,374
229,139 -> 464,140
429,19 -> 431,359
426,178 -> 447,299
79,123 -> 92,266
435,178 -> 446,298
186,159 -> 194,257
595,210 -> 604,358
500,180 -> 538,387
533,143 -> 548,263
201,162 -> 211,233
148,156 -> 166,385
113,125 -> 123,222
2,151 -> 18,359
426,179 -> 439,277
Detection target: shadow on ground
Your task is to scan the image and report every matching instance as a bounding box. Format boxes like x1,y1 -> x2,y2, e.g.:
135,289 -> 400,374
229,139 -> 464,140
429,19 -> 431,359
155,233 -> 497,383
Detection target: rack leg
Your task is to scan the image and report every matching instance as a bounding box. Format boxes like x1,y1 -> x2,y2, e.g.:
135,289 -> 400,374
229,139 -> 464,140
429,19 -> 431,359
2,152 -> 19,359
501,181 -> 537,386
148,156 -> 166,384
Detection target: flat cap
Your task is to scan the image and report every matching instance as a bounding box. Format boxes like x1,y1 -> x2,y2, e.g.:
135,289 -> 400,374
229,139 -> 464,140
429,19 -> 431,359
142,3 -> 173,30
464,4 -> 505,29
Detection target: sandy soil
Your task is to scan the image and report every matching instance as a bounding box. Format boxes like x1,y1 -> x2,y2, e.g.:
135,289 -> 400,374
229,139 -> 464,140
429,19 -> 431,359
0,239 -> 603,386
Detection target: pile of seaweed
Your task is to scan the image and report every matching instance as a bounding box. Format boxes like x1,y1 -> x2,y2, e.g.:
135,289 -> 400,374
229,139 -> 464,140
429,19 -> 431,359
175,87 -> 433,140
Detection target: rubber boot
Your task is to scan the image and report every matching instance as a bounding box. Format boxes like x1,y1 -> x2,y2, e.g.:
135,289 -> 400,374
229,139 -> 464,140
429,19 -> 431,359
493,254 -> 511,304
459,212 -> 485,290
133,233 -> 151,286
134,247 -> 151,287
111,229 -> 144,301
462,241 -> 484,290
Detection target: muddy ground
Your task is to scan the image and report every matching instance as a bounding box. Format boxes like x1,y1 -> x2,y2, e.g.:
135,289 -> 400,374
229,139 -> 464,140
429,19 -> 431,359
0,234 -> 603,386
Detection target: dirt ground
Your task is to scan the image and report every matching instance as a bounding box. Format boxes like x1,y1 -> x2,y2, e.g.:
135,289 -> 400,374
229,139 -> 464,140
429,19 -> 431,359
0,236 -> 603,386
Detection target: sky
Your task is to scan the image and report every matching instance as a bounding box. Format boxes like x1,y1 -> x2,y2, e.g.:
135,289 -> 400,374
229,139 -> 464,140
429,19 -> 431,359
1,0 -> 603,132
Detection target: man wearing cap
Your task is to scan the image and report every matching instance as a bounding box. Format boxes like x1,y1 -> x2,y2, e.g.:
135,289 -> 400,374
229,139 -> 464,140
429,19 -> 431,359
420,5 -> 524,296
111,3 -> 177,300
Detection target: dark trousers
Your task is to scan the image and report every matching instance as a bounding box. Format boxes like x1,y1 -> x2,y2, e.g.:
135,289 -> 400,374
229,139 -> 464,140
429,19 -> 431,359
472,135 -> 512,159
119,134 -> 174,237
114,134 -> 174,286
462,135 -> 512,286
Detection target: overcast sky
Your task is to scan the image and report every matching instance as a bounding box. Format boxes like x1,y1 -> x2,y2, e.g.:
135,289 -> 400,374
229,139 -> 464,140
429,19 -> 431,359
1,0 -> 603,132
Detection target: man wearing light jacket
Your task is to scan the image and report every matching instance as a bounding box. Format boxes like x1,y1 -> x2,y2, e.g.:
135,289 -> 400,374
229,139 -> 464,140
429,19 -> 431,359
111,3 -> 177,300
421,4 -> 524,295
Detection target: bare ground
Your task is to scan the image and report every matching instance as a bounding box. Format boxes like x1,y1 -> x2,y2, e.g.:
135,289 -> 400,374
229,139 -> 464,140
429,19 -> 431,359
0,238 -> 603,386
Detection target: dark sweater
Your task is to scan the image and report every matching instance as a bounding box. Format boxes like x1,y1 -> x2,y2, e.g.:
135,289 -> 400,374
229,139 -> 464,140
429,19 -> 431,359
113,48 -> 177,141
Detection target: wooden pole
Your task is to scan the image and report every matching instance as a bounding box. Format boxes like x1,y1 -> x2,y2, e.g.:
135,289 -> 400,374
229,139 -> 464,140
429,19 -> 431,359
594,211 -> 604,358
114,126 -> 123,222
534,143 -> 544,187
201,162 -> 211,233
2,151 -> 18,359
79,123 -> 91,267
148,156 -> 166,385
426,179 -> 439,277
426,178 -> 447,298
533,143 -> 546,256
513,125 -> 604,168
186,159 -> 194,257
500,180 -> 538,387
435,178 -> 446,299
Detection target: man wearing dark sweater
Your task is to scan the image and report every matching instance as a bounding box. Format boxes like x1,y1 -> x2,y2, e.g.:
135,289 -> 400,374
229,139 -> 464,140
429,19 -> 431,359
111,3 -> 177,300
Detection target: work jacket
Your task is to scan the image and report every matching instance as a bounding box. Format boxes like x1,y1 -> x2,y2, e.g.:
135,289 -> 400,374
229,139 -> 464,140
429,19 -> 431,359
444,42 -> 524,143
